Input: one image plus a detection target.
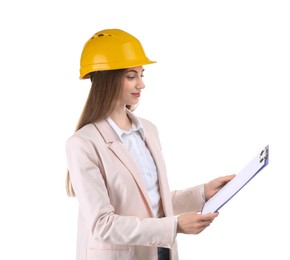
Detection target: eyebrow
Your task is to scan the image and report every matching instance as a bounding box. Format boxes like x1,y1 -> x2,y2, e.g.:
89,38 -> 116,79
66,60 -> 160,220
126,69 -> 145,74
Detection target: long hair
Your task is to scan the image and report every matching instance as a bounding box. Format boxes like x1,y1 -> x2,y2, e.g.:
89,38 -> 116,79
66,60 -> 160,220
66,69 -> 132,196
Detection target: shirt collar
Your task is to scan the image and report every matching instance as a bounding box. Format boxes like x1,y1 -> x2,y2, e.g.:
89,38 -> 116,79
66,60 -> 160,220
106,110 -> 145,143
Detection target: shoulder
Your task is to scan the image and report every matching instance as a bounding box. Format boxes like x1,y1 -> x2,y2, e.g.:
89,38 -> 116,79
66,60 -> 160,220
137,116 -> 161,141
138,117 -> 158,132
65,124 -> 104,166
67,123 -> 96,141
66,119 -> 116,150
65,123 -> 100,150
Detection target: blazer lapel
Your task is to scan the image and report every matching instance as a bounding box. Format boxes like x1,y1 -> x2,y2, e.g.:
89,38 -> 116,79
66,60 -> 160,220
142,122 -> 173,217
93,120 -> 154,217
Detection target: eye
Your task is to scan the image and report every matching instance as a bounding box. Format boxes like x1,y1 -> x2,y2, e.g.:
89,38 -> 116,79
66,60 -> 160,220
125,71 -> 144,80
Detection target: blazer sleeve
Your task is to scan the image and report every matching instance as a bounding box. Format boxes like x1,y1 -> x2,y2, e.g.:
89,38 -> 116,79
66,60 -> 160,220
171,185 -> 206,215
66,134 -> 176,248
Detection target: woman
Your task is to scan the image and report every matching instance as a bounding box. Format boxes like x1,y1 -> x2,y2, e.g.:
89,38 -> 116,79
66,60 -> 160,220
65,28 -> 234,260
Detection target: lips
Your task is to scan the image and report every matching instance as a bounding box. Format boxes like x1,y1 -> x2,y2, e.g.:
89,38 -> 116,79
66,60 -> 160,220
132,93 -> 140,97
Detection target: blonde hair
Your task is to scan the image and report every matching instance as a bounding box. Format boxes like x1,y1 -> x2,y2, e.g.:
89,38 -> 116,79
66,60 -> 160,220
66,69 -> 133,196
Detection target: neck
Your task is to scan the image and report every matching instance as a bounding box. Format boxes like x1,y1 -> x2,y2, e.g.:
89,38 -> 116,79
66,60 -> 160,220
109,107 -> 132,130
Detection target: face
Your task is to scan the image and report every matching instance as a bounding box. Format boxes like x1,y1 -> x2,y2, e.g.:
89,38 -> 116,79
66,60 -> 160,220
117,66 -> 145,107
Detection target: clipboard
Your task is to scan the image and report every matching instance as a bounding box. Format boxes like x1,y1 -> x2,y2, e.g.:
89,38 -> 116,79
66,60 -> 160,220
201,145 -> 269,215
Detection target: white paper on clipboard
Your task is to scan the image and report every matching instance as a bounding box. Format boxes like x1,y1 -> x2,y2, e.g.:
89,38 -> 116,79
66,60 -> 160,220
201,145 -> 269,215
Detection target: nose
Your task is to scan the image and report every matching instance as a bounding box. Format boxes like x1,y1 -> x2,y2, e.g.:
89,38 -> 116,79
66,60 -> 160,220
136,77 -> 145,90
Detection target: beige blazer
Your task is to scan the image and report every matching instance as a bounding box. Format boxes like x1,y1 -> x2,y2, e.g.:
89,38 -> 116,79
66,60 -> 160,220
66,117 -> 205,260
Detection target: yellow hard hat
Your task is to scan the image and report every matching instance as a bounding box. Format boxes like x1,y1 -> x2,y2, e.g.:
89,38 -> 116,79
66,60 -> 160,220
79,29 -> 156,79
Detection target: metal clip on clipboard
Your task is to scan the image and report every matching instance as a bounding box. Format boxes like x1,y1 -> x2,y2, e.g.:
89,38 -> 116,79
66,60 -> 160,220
259,147 -> 268,163
201,145 -> 269,215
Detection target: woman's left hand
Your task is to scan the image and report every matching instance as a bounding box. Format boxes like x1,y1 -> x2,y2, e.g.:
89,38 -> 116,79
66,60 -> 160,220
204,174 -> 235,201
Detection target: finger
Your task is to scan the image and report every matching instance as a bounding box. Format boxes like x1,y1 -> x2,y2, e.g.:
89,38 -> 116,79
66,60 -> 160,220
197,221 -> 212,232
224,174 -> 236,181
202,213 -> 219,221
199,221 -> 211,228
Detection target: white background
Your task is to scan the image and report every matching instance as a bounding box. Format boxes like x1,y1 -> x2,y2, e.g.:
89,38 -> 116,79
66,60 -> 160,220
0,0 -> 289,259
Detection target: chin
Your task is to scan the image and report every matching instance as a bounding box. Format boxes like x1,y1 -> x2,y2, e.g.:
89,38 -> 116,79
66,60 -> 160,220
127,102 -> 139,109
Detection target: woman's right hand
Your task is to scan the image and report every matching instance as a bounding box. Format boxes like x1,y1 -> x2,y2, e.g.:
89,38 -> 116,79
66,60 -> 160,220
177,211 -> 219,234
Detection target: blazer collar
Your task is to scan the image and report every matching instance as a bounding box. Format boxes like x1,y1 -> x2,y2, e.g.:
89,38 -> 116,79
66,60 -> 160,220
93,120 -> 119,143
